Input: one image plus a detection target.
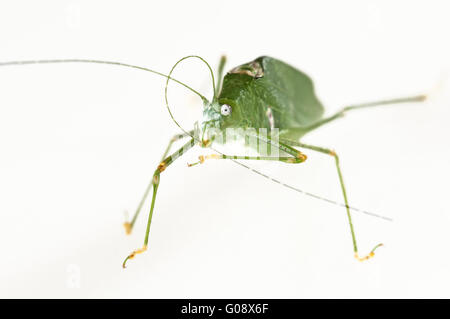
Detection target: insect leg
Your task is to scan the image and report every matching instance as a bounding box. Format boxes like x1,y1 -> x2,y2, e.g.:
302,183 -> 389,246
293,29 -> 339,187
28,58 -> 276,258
188,139 -> 308,165
122,138 -> 196,268
188,153 -> 307,165
281,139 -> 383,261
305,94 -> 426,132
124,131 -> 194,235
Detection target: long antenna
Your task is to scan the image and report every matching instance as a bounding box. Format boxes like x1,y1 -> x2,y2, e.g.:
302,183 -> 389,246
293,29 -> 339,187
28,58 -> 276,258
0,59 -> 206,101
230,159 -> 393,221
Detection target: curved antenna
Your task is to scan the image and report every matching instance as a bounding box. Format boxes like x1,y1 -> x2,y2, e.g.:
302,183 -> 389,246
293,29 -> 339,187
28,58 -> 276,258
164,55 -> 216,135
0,59 -> 207,101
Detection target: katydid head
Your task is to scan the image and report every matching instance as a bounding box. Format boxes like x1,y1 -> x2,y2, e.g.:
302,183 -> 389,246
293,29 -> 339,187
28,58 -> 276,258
195,100 -> 222,146
197,99 -> 238,146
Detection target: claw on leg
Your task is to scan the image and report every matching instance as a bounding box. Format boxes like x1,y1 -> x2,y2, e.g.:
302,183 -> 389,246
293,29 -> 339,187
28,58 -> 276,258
122,245 -> 147,268
123,222 -> 132,235
187,154 -> 221,167
354,243 -> 384,262
123,210 -> 132,235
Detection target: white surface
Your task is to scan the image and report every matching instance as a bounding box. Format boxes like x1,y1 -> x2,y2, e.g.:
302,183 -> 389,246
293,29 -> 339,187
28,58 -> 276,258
0,0 -> 449,298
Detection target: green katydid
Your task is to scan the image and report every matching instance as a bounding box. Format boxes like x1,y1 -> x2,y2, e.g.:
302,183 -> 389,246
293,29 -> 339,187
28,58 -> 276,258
0,56 -> 426,267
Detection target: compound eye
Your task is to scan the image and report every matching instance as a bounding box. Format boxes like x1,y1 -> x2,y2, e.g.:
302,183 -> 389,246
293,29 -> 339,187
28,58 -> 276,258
220,104 -> 232,116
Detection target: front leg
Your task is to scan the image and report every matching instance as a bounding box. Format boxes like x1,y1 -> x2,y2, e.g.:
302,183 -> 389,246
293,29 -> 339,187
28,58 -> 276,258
123,138 -> 196,268
124,131 -> 193,235
187,139 -> 307,166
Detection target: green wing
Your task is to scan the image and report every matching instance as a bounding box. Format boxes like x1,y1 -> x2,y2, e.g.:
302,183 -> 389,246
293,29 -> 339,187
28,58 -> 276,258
255,56 -> 324,126
220,56 -> 325,140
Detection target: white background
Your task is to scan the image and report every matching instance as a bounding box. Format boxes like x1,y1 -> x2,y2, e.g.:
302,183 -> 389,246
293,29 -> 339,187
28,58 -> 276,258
0,0 -> 449,298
